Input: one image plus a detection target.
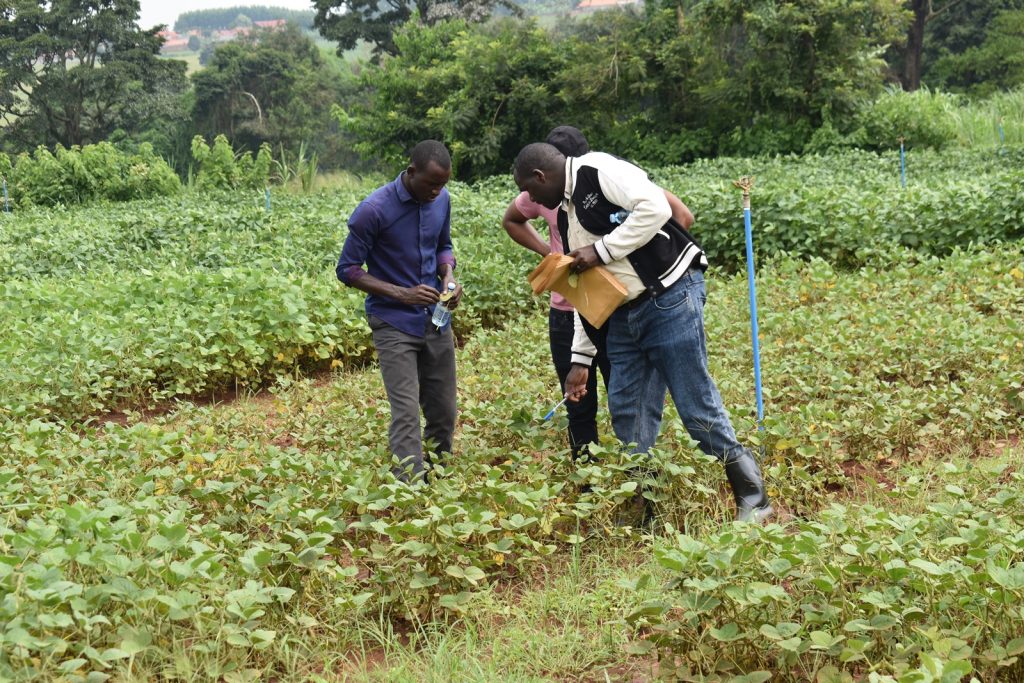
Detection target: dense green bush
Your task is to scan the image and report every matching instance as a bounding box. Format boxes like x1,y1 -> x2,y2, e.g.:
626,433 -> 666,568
191,24 -> 361,172
0,142 -> 180,207
846,87 -> 963,151
1,149 -> 1021,421
339,1 -> 908,177
335,18 -> 567,179
190,135 -> 274,191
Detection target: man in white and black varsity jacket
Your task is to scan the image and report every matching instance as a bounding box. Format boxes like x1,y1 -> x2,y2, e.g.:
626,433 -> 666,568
513,142 -> 773,523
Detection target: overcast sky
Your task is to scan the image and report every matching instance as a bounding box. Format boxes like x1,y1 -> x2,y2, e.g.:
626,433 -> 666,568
138,1 -> 316,31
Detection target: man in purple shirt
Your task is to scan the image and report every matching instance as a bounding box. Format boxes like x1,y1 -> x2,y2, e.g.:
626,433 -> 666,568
336,140 -> 463,482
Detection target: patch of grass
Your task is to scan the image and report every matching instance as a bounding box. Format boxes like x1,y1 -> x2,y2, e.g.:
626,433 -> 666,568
952,87 -> 1024,148
160,50 -> 202,75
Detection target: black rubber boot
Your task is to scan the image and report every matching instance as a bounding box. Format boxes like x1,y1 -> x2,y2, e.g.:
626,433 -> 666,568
723,449 -> 773,523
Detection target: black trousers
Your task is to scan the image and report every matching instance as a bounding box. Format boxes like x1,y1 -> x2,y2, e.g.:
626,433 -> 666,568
548,308 -> 611,458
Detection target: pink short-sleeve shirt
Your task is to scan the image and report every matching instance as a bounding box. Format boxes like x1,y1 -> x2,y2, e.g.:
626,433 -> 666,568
514,192 -> 573,312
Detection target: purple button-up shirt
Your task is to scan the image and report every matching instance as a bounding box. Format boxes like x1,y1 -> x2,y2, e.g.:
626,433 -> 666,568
336,172 -> 456,337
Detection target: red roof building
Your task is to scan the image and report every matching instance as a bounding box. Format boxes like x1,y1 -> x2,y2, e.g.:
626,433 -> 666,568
572,0 -> 641,14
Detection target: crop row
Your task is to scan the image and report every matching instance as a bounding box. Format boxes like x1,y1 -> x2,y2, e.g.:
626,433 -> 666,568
1,149 -> 1022,423
2,148 -> 1022,283
651,147 -> 1024,269
630,470 -> 1024,681
1,248 -> 1022,679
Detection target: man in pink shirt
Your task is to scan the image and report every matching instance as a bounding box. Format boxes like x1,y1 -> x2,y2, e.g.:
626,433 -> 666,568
502,126 -> 692,459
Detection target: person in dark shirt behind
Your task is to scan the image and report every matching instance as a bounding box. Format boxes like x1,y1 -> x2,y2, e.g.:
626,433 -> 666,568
336,140 -> 462,483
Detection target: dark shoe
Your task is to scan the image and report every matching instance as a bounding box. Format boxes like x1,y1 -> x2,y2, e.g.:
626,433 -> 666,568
724,449 -> 772,523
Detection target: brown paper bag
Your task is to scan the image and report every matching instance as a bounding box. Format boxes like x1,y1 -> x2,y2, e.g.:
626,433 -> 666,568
527,253 -> 628,327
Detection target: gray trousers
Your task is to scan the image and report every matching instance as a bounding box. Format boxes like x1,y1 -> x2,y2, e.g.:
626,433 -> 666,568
369,315 -> 457,481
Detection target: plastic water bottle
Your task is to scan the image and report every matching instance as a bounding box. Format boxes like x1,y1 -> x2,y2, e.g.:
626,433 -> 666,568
610,209 -> 630,224
431,282 -> 457,329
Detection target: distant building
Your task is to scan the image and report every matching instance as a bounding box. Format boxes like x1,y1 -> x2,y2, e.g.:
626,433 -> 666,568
212,28 -> 250,42
157,29 -> 190,52
211,21 -> 286,43
572,0 -> 642,14
160,19 -> 288,53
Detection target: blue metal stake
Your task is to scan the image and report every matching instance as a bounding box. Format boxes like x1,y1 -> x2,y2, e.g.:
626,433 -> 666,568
736,179 -> 764,427
265,187 -> 271,212
998,121 -> 1005,147
2,178 -> 9,212
899,137 -> 906,188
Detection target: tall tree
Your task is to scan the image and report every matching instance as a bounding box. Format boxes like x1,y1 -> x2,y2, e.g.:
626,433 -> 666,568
313,0 -> 522,58
918,0 -> 1024,92
191,23 -> 357,167
0,0 -> 188,152
900,0 -> 963,90
336,18 -> 566,177
930,7 -> 1024,93
889,0 -> 1024,91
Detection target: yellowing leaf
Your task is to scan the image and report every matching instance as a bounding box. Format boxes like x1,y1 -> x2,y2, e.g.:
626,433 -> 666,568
493,553 -> 505,565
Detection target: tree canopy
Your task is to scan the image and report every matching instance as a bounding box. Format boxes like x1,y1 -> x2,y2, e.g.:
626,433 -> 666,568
336,0 -> 911,176
0,0 -> 188,153
191,23 -> 358,168
313,0 -> 523,58
174,6 -> 316,32
921,0 -> 1024,94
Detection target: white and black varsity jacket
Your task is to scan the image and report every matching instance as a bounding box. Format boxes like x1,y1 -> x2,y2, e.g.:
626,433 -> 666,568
561,152 -> 708,367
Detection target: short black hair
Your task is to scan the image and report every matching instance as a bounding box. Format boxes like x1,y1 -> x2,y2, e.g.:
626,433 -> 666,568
410,140 -> 451,171
513,142 -> 564,181
546,126 -> 589,156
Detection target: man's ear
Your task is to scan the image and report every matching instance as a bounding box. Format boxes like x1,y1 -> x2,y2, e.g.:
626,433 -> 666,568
531,168 -> 546,184
406,164 -> 417,179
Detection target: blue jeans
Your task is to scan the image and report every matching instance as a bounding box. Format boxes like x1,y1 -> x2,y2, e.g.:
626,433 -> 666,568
606,270 -> 746,461
550,308 -> 666,457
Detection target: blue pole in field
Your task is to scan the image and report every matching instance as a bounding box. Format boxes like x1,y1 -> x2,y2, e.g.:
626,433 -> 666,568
2,177 -> 9,213
265,187 -> 271,212
734,177 -> 764,428
898,137 -> 906,188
